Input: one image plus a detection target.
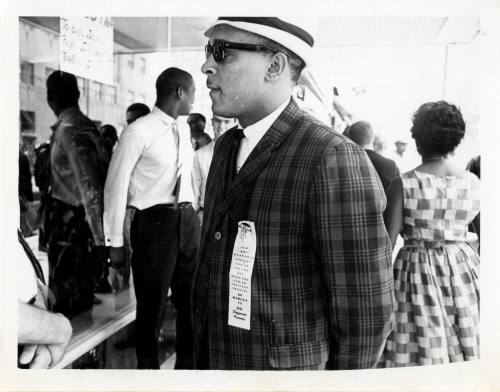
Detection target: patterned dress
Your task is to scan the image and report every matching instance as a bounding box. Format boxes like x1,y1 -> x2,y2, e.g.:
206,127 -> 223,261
382,170 -> 480,367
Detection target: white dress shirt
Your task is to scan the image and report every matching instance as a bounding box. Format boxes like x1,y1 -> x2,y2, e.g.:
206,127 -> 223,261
176,116 -> 196,209
103,107 -> 194,247
236,98 -> 290,172
192,141 -> 215,210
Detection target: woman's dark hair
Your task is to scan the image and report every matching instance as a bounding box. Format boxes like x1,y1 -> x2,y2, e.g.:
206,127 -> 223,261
410,101 -> 465,156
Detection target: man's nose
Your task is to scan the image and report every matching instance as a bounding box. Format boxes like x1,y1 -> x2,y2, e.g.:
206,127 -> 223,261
201,55 -> 217,75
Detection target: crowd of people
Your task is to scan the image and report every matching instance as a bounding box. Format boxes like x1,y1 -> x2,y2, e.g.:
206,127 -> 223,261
17,17 -> 480,370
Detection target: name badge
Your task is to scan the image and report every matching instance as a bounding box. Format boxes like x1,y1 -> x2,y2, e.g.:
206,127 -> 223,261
228,221 -> 257,330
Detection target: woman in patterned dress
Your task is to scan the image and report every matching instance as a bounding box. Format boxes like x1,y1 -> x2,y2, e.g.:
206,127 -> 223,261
381,101 -> 480,366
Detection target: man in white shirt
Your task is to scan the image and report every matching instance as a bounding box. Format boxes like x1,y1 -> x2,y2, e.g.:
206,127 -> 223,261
103,67 -> 198,369
386,138 -> 418,173
120,103 -> 151,290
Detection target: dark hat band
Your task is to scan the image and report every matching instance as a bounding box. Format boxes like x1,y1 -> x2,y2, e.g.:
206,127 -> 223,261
218,17 -> 314,47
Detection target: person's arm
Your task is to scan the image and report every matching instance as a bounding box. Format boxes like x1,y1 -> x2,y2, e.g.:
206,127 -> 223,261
391,161 -> 400,179
18,300 -> 72,367
18,301 -> 72,345
103,127 -> 144,256
384,176 -> 404,249
309,141 -> 395,370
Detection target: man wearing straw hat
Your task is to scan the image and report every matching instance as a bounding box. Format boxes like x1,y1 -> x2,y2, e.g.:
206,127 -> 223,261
192,17 -> 394,370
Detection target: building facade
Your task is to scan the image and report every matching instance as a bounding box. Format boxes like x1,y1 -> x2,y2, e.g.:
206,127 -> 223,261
19,18 -> 155,162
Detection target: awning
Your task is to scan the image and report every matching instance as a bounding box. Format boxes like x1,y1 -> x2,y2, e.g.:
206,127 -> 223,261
20,16 -> 481,120
21,16 -> 480,54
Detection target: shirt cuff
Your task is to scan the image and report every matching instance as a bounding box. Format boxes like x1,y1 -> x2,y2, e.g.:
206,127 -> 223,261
105,235 -> 124,248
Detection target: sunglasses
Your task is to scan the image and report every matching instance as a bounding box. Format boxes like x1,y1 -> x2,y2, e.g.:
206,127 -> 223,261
205,39 -> 277,62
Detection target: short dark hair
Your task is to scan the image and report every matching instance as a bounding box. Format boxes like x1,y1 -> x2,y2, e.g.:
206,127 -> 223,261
342,125 -> 351,137
188,113 -> 206,125
255,35 -> 305,82
348,121 -> 374,148
46,71 -> 80,108
155,67 -> 193,99
126,103 -> 150,117
411,101 -> 465,156
126,102 -> 150,125
100,124 -> 118,144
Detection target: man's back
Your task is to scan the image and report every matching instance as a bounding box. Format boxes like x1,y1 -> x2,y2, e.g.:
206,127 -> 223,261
365,149 -> 399,193
50,107 -> 108,203
105,108 -> 185,212
50,106 -> 109,245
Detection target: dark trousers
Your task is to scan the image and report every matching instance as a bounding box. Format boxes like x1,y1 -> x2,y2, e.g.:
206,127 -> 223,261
171,205 -> 201,369
47,199 -> 96,317
197,325 -> 210,370
131,203 -> 200,369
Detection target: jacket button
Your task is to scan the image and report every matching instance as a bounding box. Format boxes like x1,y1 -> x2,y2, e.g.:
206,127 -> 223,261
214,231 -> 222,240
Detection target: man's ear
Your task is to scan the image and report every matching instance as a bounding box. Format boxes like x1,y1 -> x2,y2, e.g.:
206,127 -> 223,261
177,86 -> 184,100
265,53 -> 288,82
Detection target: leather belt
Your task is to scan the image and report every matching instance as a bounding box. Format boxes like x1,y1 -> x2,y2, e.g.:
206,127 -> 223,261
136,202 -> 192,213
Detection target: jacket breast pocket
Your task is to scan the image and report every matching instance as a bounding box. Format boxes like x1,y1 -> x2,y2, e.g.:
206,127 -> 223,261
269,340 -> 329,369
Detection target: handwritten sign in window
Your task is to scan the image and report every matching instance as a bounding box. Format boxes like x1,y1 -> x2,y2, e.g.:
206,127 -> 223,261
60,17 -> 114,85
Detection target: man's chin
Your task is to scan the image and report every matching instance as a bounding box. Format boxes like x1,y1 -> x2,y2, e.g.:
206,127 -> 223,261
211,105 -> 229,119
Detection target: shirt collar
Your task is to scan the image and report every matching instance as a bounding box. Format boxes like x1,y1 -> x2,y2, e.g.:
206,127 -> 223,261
152,106 -> 176,126
243,98 -> 290,143
51,106 -> 80,131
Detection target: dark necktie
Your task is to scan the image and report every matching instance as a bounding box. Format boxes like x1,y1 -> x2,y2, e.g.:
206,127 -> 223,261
225,128 -> 245,194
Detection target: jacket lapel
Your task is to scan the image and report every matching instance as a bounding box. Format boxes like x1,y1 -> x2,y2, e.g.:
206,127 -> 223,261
212,99 -> 303,224
200,128 -> 236,237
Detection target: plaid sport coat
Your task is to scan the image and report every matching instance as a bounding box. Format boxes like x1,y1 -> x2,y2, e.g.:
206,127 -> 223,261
192,99 -> 395,370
